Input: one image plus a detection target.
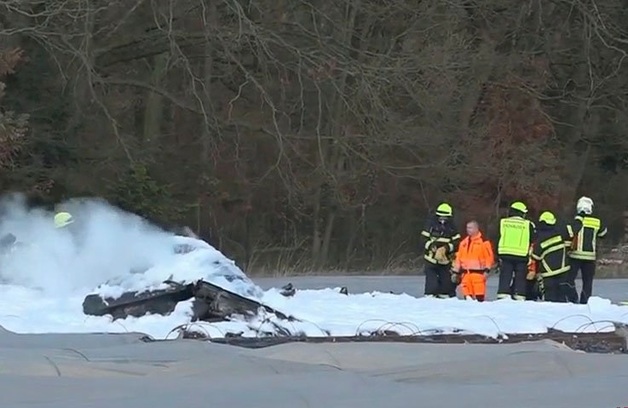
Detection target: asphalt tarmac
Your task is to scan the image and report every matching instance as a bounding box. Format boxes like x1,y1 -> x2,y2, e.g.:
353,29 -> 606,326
1,327 -> 627,408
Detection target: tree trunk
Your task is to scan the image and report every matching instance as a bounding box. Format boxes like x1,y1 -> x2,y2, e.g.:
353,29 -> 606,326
197,1 -> 218,237
344,210 -> 359,269
319,208 -> 336,268
311,186 -> 323,266
458,37 -> 495,137
312,0 -> 361,269
142,53 -> 168,148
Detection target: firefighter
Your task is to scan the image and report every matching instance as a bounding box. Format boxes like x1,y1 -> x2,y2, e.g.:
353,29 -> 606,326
420,202 -> 461,298
496,201 -> 536,300
531,211 -> 578,302
567,196 -> 607,304
451,220 -> 495,302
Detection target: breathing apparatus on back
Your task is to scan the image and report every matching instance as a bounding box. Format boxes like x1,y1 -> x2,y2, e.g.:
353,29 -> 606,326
576,196 -> 593,215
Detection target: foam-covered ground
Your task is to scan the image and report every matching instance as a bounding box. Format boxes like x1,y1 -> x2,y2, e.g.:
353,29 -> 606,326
255,275 -> 628,303
0,195 -> 627,340
1,239 -> 627,339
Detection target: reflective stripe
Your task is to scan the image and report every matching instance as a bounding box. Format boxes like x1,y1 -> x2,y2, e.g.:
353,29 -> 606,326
424,254 -> 452,265
497,217 -> 531,257
562,224 -> 575,246
538,235 -> 564,258
565,225 -> 574,239
536,232 -> 570,277
540,264 -> 569,277
583,217 -> 600,228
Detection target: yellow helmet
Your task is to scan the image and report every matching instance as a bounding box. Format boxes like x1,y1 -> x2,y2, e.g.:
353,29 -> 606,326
539,211 -> 556,225
435,202 -> 453,217
510,201 -> 528,214
54,212 -> 74,228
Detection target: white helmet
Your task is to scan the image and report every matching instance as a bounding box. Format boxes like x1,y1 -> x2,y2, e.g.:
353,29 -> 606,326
576,196 -> 594,215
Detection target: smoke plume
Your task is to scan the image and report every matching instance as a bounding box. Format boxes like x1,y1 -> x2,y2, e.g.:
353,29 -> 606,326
0,194 -> 177,294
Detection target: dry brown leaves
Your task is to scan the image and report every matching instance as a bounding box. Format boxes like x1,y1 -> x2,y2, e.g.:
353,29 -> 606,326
0,48 -> 24,78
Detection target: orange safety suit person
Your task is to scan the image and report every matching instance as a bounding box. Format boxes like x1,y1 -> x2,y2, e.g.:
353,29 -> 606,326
451,220 -> 496,301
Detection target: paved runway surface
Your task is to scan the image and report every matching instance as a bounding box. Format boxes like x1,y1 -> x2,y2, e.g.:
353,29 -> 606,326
1,328 -> 627,408
2,276 -> 627,408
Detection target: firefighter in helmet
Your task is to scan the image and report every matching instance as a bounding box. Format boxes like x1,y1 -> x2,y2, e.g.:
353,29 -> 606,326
567,196 -> 607,303
530,211 -> 580,302
496,201 -> 536,300
420,202 -> 461,298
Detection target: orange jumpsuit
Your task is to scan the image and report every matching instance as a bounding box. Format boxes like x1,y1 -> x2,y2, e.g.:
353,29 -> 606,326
453,232 -> 496,299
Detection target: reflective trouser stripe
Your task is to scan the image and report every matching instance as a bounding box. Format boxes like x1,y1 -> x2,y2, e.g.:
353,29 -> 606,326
569,252 -> 596,261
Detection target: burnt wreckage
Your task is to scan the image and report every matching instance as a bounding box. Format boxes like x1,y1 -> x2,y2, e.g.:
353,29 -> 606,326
82,239 -> 303,332
83,239 -> 306,328
82,279 -> 297,324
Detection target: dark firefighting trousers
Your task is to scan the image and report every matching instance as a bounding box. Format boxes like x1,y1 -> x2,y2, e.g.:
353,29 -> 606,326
424,262 -> 456,298
542,272 -> 570,303
525,279 -> 542,301
497,258 -> 528,299
567,258 -> 596,304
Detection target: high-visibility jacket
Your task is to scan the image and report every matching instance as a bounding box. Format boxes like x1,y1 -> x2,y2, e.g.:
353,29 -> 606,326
453,232 -> 495,271
569,214 -> 607,261
420,215 -> 461,265
497,216 -> 535,258
531,225 -> 573,277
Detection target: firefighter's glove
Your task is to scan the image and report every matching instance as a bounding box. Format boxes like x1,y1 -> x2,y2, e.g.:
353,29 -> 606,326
526,270 -> 536,281
434,246 -> 449,263
450,271 -> 461,285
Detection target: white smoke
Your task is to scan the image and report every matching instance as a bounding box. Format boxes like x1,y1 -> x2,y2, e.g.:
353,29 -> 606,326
0,193 -> 179,294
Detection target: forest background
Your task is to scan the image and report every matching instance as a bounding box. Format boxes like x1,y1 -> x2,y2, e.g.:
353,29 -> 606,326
1,0 -> 627,275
